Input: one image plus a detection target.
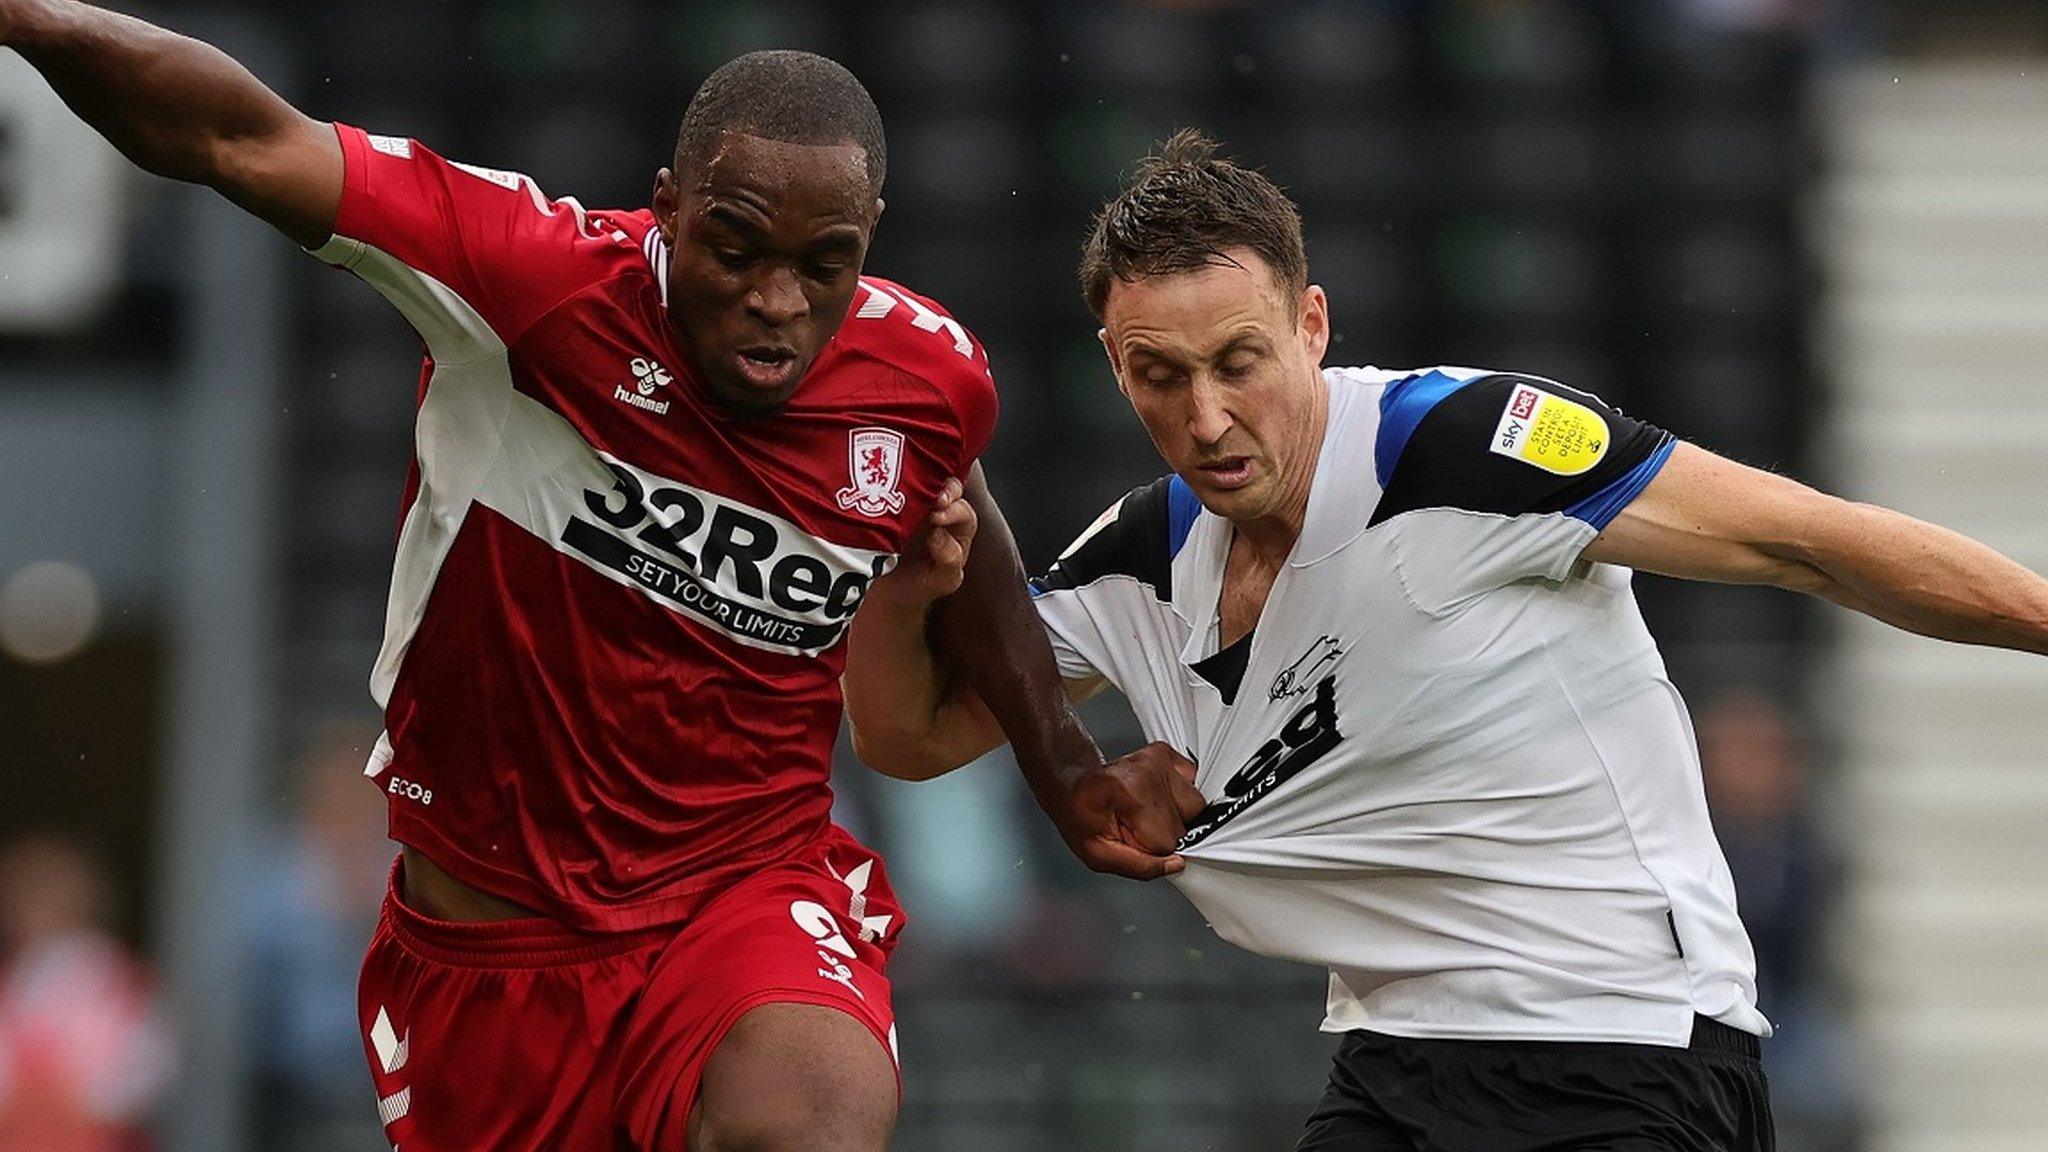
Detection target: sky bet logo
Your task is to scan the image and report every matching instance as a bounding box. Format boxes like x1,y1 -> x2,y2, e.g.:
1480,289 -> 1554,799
1178,673 -> 1342,849
564,459 -> 893,655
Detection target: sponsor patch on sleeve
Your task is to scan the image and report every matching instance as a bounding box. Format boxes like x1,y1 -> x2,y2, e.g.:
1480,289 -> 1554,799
367,134 -> 414,159
1488,383 -> 1609,476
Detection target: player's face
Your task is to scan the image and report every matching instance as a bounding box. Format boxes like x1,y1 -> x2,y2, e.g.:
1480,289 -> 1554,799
653,133 -> 882,413
1100,252 -> 1331,528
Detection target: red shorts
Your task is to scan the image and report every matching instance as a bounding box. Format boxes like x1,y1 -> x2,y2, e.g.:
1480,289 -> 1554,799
356,825 -> 902,1152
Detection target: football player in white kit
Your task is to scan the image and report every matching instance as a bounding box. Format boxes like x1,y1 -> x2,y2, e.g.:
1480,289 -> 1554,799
843,131 -> 2048,1151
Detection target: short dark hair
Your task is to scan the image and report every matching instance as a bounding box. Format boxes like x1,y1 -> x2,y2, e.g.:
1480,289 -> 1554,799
676,50 -> 887,195
1080,129 -> 1307,319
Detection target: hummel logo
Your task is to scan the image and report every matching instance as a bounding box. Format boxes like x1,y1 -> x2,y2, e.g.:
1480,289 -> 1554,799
828,857 -> 896,943
614,357 -> 673,415
368,1005 -> 413,1130
370,1006 -> 409,1075
630,357 -> 672,395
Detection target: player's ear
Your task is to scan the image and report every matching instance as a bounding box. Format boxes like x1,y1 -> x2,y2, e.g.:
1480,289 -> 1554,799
1298,284 -> 1331,365
652,168 -> 679,243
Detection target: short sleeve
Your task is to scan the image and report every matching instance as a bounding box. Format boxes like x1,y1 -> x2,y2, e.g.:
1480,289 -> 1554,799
857,277 -> 1000,476
1369,370 -> 1676,604
1027,475 -> 1194,684
950,346 -> 999,475
308,123 -> 626,357
1031,582 -> 1115,685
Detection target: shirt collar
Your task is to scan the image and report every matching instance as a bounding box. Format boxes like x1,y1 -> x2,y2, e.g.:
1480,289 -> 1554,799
1170,368 -> 1383,666
642,227 -> 671,308
1291,368 -> 1381,568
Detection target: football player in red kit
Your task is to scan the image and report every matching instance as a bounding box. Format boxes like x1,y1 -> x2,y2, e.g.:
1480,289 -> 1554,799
2,5 -> 1205,1150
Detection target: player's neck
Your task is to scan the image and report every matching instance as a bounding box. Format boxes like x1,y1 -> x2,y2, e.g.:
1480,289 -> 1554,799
1233,513 -> 1301,566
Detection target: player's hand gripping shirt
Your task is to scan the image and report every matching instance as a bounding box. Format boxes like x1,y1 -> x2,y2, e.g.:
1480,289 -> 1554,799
310,125 -> 996,932
1030,366 -> 1768,1046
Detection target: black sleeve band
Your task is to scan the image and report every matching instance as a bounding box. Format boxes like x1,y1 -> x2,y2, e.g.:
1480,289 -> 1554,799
1031,475 -> 1180,603
1369,374 -> 1672,528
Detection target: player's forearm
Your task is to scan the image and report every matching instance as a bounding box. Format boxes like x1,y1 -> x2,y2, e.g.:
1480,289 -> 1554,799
1790,502 -> 2048,655
1595,444 -> 2048,654
843,594 -> 998,780
929,477 -> 1104,807
8,1 -> 309,189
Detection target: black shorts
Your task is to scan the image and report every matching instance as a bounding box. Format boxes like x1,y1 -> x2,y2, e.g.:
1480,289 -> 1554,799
1296,1015 -> 1774,1152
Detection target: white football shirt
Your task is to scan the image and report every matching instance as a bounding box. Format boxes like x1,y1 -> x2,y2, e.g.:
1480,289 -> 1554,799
1030,365 -> 1769,1046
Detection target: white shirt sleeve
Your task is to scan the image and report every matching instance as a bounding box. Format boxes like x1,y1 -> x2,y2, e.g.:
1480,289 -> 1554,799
1369,370 -> 1676,609
1032,585 -> 1113,684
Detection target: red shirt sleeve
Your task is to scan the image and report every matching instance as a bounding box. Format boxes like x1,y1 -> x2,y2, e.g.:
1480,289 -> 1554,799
945,325 -> 1000,474
310,123 -> 630,348
855,277 -> 1001,476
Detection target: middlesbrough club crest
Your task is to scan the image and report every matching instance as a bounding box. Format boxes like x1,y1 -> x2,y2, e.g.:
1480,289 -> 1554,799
836,427 -> 907,517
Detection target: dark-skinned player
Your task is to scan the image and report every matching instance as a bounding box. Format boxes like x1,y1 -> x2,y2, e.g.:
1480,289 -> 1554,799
0,6 -> 1204,1151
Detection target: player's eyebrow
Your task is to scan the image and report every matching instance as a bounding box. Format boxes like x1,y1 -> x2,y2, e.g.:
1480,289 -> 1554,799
1121,318 -> 1268,366
1209,331 -> 1269,359
702,203 -> 770,238
805,228 -> 864,254
1118,338 -> 1180,366
1184,327 -> 1270,366
704,203 -> 863,254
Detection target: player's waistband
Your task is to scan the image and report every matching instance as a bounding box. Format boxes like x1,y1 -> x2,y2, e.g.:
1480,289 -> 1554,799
379,858 -> 669,968
1343,1014 -> 1763,1060
1688,1014 -> 1762,1060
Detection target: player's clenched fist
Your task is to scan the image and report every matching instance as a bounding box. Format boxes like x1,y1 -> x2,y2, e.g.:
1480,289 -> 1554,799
1036,742 -> 1206,881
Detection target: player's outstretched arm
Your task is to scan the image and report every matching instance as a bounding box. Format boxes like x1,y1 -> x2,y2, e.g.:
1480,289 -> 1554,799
3,0 -> 341,249
1586,441 -> 2048,654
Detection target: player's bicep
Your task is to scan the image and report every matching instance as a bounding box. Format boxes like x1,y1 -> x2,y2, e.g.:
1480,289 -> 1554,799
209,112 -> 343,251
1584,441 -> 1837,589
885,670 -> 1103,782
914,670 -> 1008,778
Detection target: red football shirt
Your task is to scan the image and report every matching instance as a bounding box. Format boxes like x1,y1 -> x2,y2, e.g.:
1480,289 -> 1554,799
311,124 -> 998,931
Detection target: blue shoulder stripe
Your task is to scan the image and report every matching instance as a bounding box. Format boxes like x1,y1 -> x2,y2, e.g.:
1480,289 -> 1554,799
1375,369 -> 1474,488
1166,475 -> 1200,559
1565,436 -> 1676,530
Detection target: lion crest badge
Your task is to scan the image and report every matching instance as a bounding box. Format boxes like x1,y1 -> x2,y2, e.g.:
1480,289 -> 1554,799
836,427 -> 907,518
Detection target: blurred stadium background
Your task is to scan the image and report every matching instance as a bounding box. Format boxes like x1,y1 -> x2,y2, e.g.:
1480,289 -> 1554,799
1,1 -> 2045,1150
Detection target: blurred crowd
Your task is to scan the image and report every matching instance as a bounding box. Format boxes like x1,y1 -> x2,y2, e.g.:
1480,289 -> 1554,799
0,723 -> 390,1152
0,837 -> 170,1152
1696,691 -> 1862,1151
240,727 -> 388,1152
